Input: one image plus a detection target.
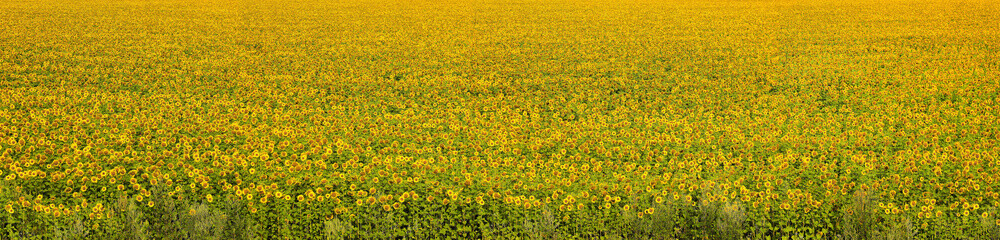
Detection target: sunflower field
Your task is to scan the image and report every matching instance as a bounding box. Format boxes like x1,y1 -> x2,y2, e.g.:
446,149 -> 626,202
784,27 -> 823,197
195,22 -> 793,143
1,0 -> 999,239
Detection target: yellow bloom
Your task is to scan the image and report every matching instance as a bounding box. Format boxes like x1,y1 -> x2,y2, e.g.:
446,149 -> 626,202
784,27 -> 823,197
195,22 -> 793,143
646,207 -> 655,215
623,205 -> 631,211
206,194 -> 214,203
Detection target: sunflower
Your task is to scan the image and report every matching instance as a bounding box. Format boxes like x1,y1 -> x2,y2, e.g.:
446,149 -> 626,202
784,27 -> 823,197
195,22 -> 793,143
3,203 -> 14,213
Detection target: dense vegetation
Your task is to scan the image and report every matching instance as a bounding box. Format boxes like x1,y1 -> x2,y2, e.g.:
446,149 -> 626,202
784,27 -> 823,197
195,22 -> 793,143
1,0 -> 999,239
